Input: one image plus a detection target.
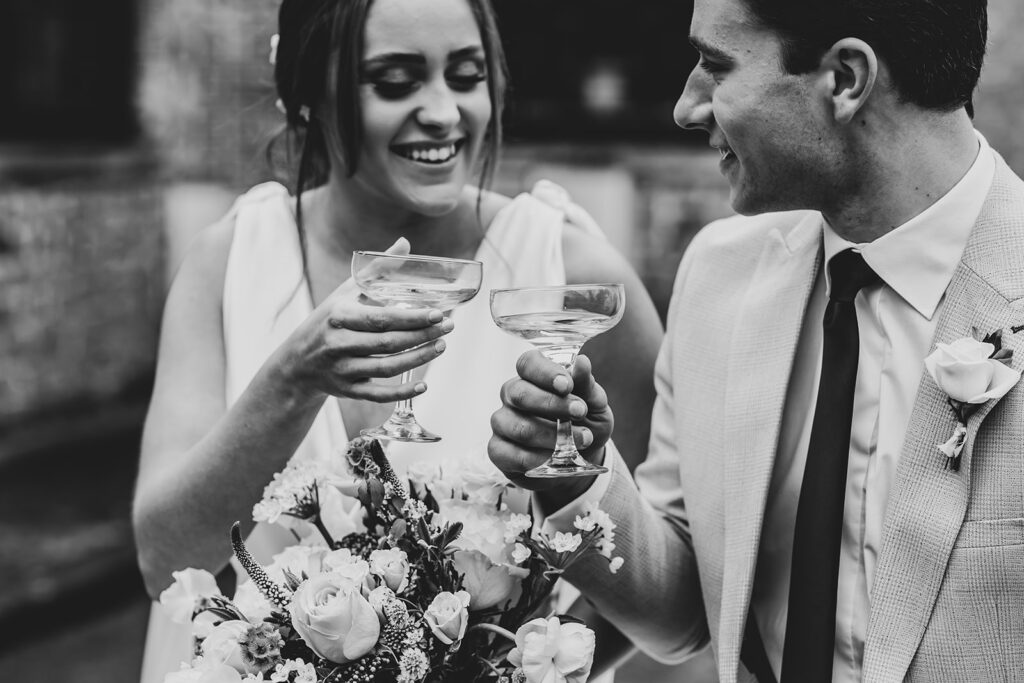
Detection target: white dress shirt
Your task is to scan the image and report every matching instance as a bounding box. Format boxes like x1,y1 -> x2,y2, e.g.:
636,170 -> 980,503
752,131 -> 995,681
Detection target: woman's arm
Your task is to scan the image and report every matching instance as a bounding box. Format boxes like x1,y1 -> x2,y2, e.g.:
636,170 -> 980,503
132,224 -> 450,598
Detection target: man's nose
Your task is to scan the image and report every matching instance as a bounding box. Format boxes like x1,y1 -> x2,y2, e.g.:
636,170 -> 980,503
416,83 -> 460,131
673,68 -> 713,131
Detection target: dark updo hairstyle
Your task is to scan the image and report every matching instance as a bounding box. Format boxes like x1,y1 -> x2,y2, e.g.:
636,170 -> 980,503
268,0 -> 508,231
741,0 -> 987,116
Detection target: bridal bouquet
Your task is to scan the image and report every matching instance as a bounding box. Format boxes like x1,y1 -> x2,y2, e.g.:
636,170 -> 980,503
160,437 -> 622,683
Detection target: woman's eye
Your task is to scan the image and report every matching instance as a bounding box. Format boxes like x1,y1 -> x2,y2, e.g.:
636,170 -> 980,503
364,67 -> 420,99
447,63 -> 487,91
373,80 -> 417,99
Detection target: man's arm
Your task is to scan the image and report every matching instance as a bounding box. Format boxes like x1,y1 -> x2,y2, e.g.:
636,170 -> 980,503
489,341 -> 710,662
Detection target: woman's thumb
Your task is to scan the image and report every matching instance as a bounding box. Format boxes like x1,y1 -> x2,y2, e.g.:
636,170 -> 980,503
384,237 -> 411,255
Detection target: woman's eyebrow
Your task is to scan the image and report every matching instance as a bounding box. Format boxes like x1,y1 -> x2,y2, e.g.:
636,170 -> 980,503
362,53 -> 426,69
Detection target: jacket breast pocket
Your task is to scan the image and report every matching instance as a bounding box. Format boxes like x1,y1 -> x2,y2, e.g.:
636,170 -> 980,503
909,518 -> 1024,681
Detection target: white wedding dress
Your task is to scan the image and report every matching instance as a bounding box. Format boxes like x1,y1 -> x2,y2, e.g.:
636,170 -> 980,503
140,181 -> 612,682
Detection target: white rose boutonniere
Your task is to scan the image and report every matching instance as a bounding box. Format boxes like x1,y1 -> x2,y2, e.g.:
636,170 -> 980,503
924,329 -> 1021,470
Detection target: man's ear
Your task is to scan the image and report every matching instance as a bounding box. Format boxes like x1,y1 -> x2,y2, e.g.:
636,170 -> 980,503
819,38 -> 878,124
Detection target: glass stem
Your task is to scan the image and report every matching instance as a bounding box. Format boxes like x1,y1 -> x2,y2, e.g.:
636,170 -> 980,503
546,347 -> 581,464
392,370 -> 415,419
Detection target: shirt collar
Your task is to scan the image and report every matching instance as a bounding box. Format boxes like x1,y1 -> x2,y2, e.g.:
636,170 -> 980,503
822,130 -> 996,320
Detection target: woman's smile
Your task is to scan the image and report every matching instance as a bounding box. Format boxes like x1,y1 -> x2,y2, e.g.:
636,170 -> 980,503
390,138 -> 466,165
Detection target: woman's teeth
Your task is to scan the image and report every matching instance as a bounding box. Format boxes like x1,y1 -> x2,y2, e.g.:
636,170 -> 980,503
401,143 -> 458,164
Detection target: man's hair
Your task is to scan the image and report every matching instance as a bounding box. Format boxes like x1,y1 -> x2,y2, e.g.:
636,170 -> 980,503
742,0 -> 988,114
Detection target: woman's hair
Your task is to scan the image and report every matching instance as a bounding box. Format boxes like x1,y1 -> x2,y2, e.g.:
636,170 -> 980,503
268,0 -> 508,202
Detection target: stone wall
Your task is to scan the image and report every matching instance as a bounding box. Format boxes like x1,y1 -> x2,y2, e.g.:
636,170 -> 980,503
137,0 -> 281,189
0,172 -> 164,427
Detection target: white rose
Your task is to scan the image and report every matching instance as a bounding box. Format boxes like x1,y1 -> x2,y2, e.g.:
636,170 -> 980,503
322,549 -> 372,589
159,568 -> 222,624
164,659 -> 244,683
201,620 -> 253,674
289,573 -> 380,663
267,545 -> 328,583
369,548 -> 410,593
507,617 -> 595,683
423,590 -> 470,645
925,337 -> 1021,403
436,500 -> 516,565
452,549 -> 525,610
319,483 -> 366,542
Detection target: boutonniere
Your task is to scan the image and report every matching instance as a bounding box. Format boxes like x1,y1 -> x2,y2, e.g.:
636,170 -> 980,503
924,329 -> 1021,471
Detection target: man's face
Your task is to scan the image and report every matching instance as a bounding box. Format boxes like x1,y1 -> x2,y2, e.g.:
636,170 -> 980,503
674,0 -> 836,215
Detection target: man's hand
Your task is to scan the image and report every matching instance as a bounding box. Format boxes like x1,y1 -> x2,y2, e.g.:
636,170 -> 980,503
489,350 -> 613,508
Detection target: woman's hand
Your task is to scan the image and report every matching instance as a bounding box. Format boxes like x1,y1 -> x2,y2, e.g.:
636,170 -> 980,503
272,238 -> 456,403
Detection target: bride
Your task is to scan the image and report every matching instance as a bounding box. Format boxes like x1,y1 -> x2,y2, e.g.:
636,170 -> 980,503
132,0 -> 663,680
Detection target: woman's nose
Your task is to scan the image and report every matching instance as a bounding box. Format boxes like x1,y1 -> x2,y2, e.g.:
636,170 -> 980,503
673,68 -> 714,132
416,84 -> 460,131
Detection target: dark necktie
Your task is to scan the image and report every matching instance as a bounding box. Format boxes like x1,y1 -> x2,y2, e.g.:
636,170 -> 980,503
781,249 -> 880,682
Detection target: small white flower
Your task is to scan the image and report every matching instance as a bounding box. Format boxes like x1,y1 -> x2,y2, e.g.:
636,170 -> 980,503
270,659 -> 316,683
504,513 -> 533,543
573,514 -> 597,532
398,647 -> 429,682
512,542 -> 531,565
402,498 -> 428,520
608,557 -> 624,574
550,532 -> 583,554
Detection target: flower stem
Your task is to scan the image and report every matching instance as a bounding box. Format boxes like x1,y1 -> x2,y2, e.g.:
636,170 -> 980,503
468,622 -> 517,643
312,516 -> 336,549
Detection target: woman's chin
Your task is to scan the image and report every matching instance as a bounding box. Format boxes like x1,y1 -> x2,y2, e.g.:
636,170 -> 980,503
400,186 -> 465,217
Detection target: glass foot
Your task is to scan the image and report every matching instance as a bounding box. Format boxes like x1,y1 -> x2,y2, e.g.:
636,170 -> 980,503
361,415 -> 441,443
525,452 -> 608,478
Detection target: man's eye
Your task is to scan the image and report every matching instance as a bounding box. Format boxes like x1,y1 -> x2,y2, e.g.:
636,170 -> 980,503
698,58 -> 726,78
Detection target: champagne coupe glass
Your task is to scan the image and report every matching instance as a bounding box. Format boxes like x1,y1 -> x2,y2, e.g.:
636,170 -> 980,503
352,250 -> 483,442
489,284 -> 625,477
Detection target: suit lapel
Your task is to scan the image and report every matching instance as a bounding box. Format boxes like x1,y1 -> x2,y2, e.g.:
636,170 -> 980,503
864,156 -> 1024,680
718,214 -> 821,679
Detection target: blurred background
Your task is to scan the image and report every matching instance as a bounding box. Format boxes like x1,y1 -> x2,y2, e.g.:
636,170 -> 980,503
0,0 -> 1021,680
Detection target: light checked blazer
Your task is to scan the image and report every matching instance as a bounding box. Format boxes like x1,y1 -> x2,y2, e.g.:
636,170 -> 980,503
567,154 -> 1024,682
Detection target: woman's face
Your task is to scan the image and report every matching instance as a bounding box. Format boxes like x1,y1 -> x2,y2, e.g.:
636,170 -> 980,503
352,0 -> 492,216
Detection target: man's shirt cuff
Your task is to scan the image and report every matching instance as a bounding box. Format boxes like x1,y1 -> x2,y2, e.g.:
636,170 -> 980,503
533,440 -> 620,534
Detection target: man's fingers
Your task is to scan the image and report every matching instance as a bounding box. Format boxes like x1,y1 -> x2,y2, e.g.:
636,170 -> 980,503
570,355 -> 608,409
516,349 -> 574,395
500,377 -> 587,421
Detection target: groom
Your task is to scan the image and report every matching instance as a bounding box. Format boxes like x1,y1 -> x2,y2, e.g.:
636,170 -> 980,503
489,0 -> 1024,681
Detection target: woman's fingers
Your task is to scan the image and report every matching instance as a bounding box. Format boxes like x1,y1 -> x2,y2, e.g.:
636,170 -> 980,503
344,377 -> 426,403
333,318 -> 453,355
330,304 -> 446,333
339,338 -> 447,380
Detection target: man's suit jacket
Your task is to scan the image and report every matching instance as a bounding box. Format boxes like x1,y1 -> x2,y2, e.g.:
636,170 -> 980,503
567,154 -> 1024,682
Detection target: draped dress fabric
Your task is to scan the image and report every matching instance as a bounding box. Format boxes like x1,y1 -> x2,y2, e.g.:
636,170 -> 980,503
140,181 -> 610,682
